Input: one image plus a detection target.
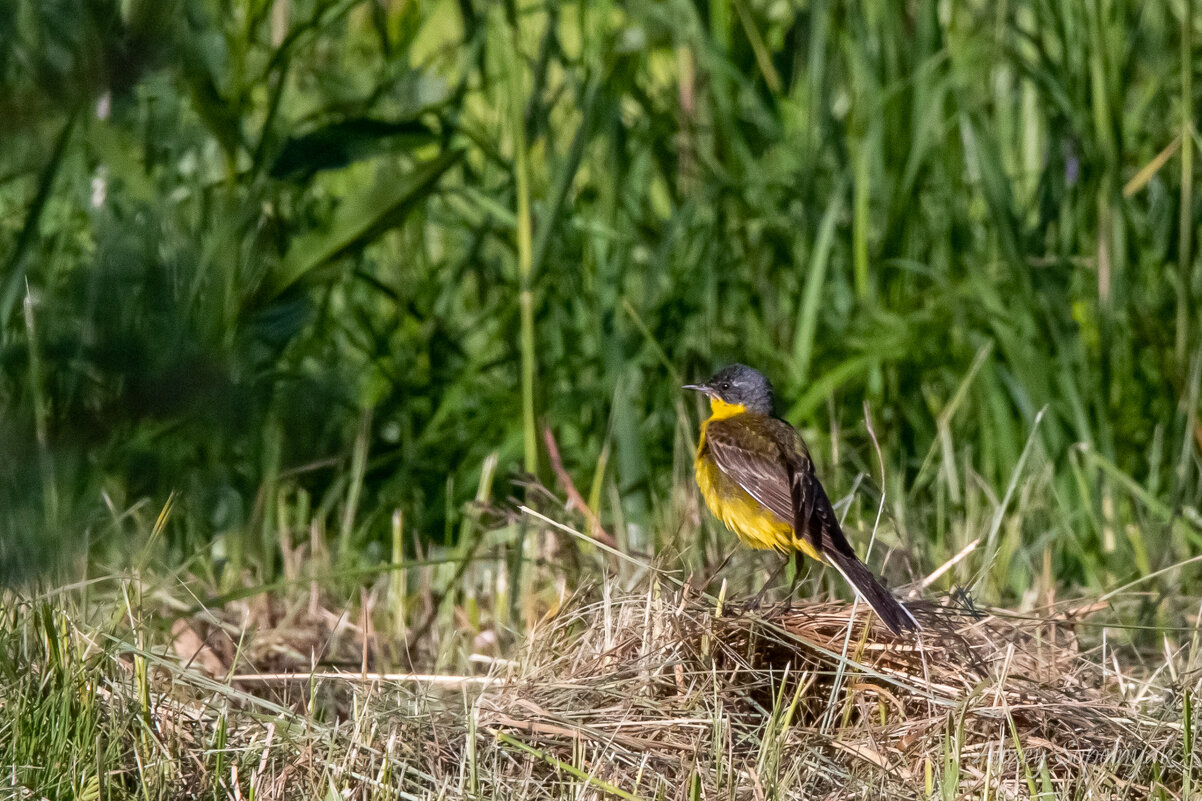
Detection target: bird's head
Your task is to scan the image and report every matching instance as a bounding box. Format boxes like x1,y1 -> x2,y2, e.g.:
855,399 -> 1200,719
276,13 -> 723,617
683,364 -> 775,417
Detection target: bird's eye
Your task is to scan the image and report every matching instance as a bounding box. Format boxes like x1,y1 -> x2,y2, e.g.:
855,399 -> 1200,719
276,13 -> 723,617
720,381 -> 731,391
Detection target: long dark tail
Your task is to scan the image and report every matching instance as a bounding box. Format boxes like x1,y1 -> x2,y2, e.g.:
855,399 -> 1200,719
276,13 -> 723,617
825,549 -> 919,634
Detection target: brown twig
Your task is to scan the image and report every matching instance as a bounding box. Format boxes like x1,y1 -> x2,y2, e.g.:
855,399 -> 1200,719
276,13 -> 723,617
542,424 -> 619,550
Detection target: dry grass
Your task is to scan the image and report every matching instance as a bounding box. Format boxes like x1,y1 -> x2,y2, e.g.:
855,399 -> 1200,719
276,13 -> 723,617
470,589 -> 1188,799
14,573 -> 1189,800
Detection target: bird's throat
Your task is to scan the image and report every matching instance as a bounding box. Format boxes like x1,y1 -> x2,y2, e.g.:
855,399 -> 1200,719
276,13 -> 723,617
707,397 -> 747,421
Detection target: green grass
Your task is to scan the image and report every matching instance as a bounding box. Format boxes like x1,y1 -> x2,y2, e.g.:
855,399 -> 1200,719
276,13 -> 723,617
1,0 -> 1198,590
1,0 -> 1201,797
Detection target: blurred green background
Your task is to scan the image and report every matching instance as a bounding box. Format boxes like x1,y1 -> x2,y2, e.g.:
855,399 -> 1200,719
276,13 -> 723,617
1,0 -> 1200,602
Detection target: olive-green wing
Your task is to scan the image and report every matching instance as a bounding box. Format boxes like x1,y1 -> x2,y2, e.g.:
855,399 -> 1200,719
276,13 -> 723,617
703,416 -> 796,523
706,415 -> 855,559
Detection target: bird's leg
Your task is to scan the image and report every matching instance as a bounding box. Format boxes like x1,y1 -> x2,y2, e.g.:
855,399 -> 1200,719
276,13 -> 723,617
784,550 -> 805,610
749,554 -> 790,609
702,544 -> 740,590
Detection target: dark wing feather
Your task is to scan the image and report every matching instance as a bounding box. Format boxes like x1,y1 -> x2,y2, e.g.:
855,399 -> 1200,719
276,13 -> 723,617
787,452 -> 816,546
791,460 -> 857,559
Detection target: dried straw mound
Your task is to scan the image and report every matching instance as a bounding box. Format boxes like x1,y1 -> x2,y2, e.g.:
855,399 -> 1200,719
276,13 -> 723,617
474,587 -> 1186,799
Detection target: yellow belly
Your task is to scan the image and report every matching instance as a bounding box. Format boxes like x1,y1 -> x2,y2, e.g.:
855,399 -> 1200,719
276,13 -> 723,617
694,453 -> 823,561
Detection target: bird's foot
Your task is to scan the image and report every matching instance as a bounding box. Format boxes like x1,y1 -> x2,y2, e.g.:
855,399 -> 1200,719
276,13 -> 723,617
746,588 -> 773,612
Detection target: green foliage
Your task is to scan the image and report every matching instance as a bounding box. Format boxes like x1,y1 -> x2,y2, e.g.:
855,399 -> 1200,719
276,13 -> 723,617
0,0 -> 1199,601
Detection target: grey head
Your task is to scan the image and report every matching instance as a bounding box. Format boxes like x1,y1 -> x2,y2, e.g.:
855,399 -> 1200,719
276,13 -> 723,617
683,364 -> 775,414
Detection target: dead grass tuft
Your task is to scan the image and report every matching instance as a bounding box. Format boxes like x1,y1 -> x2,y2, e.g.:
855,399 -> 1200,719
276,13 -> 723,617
472,588 -> 1190,798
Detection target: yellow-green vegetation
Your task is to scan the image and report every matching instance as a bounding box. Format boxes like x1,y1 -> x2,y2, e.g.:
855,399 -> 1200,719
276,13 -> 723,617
1,0 -> 1200,798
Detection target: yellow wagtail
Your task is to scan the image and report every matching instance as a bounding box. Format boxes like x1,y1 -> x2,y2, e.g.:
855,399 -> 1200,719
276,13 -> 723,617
685,364 -> 918,633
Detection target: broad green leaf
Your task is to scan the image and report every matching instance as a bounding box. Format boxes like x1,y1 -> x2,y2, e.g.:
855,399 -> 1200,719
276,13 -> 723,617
271,148 -> 463,297
269,118 -> 438,181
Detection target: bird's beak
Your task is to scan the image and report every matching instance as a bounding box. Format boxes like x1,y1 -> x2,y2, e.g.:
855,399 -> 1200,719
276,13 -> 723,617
682,383 -> 710,395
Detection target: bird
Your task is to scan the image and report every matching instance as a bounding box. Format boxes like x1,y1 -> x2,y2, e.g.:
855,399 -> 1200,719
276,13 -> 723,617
685,364 -> 918,633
